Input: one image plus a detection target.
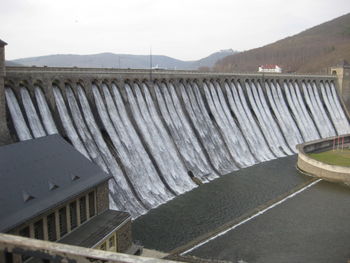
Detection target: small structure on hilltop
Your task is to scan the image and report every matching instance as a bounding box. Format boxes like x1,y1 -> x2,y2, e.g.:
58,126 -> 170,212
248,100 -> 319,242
0,135 -> 142,262
258,64 -> 282,73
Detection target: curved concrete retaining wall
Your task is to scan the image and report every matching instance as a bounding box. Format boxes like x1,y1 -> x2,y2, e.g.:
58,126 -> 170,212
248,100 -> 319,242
297,135 -> 350,184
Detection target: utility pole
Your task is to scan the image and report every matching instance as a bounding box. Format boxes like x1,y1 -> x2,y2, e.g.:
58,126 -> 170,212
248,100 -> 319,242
149,47 -> 153,82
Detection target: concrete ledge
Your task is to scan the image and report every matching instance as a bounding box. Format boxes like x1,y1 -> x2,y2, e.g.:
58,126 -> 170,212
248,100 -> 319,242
0,233 -> 180,263
6,66 -> 336,79
297,135 -> 350,184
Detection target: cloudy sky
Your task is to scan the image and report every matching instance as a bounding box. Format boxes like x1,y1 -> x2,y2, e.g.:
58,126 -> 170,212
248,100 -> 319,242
2,0 -> 350,61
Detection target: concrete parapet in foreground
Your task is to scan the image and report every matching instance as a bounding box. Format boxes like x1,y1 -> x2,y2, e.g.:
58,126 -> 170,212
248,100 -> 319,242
0,233 -> 180,263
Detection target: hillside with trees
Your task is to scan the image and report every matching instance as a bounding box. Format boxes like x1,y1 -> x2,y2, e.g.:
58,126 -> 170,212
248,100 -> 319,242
214,13 -> 350,73
10,50 -> 236,70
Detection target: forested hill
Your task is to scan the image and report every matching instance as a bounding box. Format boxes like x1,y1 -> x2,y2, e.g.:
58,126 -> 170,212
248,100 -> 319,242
11,50 -> 236,70
214,13 -> 350,73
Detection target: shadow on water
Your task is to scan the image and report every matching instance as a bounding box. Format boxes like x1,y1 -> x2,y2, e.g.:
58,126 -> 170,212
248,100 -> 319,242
133,156 -> 311,252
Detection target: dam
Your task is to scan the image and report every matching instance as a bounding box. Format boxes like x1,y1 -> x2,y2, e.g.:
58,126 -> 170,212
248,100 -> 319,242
2,64 -> 350,218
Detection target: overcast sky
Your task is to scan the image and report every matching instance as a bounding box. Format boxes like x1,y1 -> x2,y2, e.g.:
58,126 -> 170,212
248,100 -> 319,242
2,0 -> 350,61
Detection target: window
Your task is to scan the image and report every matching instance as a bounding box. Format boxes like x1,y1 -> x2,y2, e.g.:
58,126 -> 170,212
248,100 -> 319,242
100,242 -> 106,250
34,219 -> 44,240
88,191 -> 96,217
59,207 -> 67,236
69,201 -> 77,230
5,252 -> 13,263
79,196 -> 87,223
109,236 -> 115,248
47,213 -> 57,241
19,226 -> 30,237
19,226 -> 30,261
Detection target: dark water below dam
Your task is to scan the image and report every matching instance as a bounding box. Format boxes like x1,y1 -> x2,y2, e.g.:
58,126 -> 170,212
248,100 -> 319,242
132,156 -> 312,252
189,180 -> 350,263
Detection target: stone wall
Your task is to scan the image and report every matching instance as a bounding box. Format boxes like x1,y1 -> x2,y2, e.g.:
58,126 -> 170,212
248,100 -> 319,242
116,220 -> 132,253
96,181 -> 110,214
297,136 -> 350,184
331,65 -> 350,112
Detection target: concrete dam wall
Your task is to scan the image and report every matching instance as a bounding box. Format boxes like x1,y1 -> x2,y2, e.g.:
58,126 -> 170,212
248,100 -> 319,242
3,67 -> 350,217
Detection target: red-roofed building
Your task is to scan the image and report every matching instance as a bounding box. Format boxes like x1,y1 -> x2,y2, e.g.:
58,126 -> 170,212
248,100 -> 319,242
258,64 -> 282,73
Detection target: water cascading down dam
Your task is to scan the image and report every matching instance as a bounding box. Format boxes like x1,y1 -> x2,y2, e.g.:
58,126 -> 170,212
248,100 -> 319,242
3,67 -> 350,218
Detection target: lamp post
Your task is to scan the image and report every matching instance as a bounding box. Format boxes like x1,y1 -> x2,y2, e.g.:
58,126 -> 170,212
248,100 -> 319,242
149,47 -> 153,82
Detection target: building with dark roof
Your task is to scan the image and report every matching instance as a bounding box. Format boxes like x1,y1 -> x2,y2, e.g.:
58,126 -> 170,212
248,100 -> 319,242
0,135 -> 140,262
258,64 -> 282,73
0,39 -> 7,47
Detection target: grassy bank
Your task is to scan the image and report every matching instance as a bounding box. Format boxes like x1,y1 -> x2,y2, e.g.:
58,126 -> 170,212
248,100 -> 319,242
309,149 -> 350,167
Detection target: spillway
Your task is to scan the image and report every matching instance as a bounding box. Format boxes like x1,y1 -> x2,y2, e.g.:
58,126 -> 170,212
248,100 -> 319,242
154,82 -> 218,182
5,78 -> 350,218
92,84 -> 173,209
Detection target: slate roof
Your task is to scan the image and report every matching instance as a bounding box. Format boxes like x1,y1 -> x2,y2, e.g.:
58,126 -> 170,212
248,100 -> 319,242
59,209 -> 130,248
0,135 -> 112,232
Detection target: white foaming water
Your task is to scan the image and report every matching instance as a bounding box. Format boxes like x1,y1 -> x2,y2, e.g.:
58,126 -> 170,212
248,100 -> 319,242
311,81 -> 337,137
205,81 -> 255,167
65,85 -> 108,172
168,83 -> 219,181
5,88 -> 32,141
52,85 -> 90,159
289,82 -> 320,140
301,82 -> 334,138
93,84 -> 172,209
34,86 -> 58,135
142,83 -> 196,191
76,84 -> 147,217
155,82 -> 218,182
20,87 -> 46,138
320,81 -> 343,134
283,81 -> 319,142
329,81 -> 350,133
321,81 -> 350,135
265,81 -> 301,152
254,82 -> 293,155
124,83 -> 194,195
274,82 -> 304,145
108,83 -> 175,203
231,81 -> 275,161
181,82 -> 237,174
245,82 -> 285,157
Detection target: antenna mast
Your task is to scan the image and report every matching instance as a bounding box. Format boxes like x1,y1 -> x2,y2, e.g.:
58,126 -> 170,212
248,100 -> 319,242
150,47 -> 153,82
